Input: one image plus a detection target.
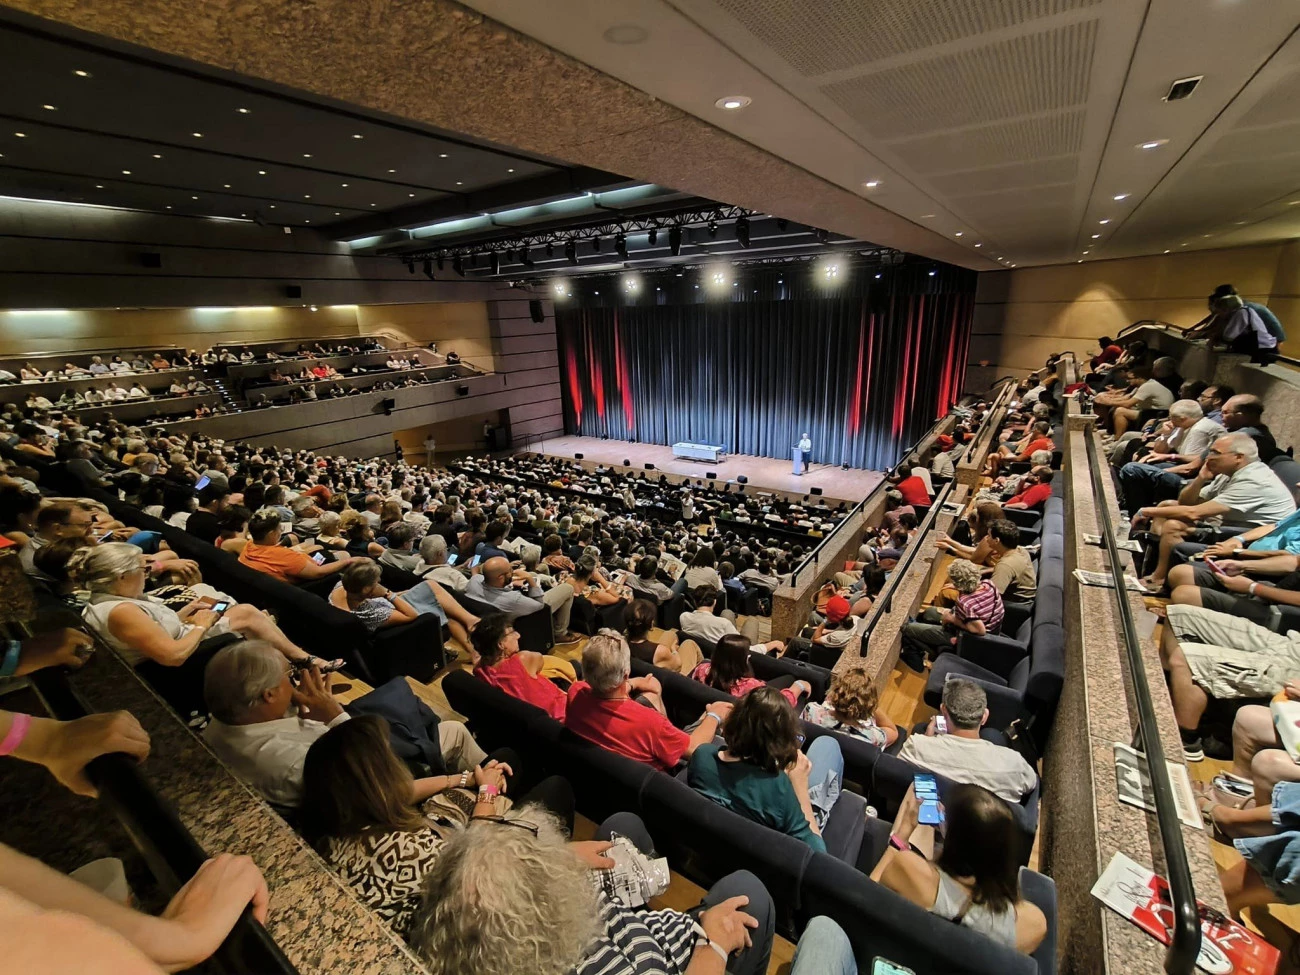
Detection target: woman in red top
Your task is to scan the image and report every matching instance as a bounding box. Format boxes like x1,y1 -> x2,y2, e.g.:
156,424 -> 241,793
470,614 -> 567,720
690,634 -> 811,709
893,467 -> 932,508
986,420 -> 1055,477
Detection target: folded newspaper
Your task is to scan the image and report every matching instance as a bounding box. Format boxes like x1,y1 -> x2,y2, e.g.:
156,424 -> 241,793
1092,850 -> 1280,974
1074,568 -> 1149,592
1112,743 -> 1201,830
1083,533 -> 1143,554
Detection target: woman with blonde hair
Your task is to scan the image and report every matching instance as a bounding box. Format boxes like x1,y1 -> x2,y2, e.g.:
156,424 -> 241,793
72,542 -> 340,714
937,500 -> 1004,567
338,508 -> 385,558
803,667 -> 899,748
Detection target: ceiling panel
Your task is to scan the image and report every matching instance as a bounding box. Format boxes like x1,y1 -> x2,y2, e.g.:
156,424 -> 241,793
888,111 -> 1087,175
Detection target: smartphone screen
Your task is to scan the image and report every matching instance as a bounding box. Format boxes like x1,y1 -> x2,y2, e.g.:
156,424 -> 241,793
914,773 -> 943,826
872,959 -> 916,975
311,552 -> 327,565
933,715 -> 948,735
210,600 -> 230,615
96,530 -> 115,543
1205,557 -> 1223,574
446,552 -> 459,566
468,555 -> 482,568
194,474 -> 210,491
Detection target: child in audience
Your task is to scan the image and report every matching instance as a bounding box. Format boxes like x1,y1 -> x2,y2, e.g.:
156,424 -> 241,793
803,667 -> 898,748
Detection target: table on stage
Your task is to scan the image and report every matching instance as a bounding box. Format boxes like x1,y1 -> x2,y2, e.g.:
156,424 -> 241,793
672,442 -> 726,462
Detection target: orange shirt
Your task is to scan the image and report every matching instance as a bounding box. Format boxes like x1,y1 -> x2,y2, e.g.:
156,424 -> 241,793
238,540 -> 311,583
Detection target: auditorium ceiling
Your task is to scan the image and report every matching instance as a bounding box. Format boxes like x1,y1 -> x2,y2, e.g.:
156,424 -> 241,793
461,0 -> 1300,268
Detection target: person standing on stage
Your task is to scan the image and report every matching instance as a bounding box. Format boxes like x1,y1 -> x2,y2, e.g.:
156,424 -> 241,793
795,432 -> 812,475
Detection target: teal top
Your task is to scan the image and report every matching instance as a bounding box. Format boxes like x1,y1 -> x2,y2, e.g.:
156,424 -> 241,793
686,743 -> 826,853
1252,508 -> 1300,554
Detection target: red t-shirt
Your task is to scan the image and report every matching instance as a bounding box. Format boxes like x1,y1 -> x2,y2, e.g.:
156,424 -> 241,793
1091,345 -> 1122,369
1008,482 -> 1052,509
896,476 -> 931,507
1015,437 -> 1055,462
564,682 -> 690,771
474,654 -> 566,721
689,662 -> 800,708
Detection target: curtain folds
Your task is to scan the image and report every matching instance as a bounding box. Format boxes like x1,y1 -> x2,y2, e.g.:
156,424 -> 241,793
556,274 -> 975,472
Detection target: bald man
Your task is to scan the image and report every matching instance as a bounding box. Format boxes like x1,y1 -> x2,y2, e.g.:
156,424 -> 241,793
464,555 -> 579,644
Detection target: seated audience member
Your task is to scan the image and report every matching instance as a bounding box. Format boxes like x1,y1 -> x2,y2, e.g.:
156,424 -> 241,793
1003,466 -> 1053,510
288,495 -> 323,539
202,641 -> 489,808
679,586 -> 784,654
803,666 -> 899,748
238,508 -> 350,584
683,547 -> 724,593
1117,398 -> 1225,512
410,807 -> 812,975
986,421 -> 1053,477
338,509 -> 386,558
378,523 -> 421,572
469,614 -> 569,719
986,520 -> 1037,602
300,714 -> 565,939
893,467 -> 933,508
183,482 -> 230,545
623,598 -> 703,674
1211,293 -> 1280,359
690,634 -> 811,707
810,595 -> 861,651
215,505 -> 251,554
416,533 -> 468,592
1166,512 -> 1300,605
626,554 -> 674,603
1094,364 -> 1173,435
897,679 -> 1037,803
1198,781 -> 1300,919
1134,432 -> 1296,588
72,545 -> 340,711
1203,682 -> 1300,810
565,630 -> 733,771
330,557 -> 479,648
1090,335 -> 1123,371
465,555 -> 579,644
688,686 -> 854,859
18,502 -> 96,579
739,558 -> 785,593
568,558 -> 628,608
870,782 -> 1047,952
930,434 -> 959,478
900,560 -> 1004,671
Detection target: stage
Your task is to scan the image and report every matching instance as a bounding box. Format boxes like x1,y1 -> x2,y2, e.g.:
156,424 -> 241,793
523,436 -> 884,504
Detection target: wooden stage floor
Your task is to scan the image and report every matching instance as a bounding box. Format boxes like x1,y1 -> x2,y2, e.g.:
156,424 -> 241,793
525,436 -> 884,504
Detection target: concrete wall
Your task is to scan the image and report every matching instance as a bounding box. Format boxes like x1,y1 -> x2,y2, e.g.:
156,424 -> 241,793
968,241 -> 1300,390
486,298 -> 564,447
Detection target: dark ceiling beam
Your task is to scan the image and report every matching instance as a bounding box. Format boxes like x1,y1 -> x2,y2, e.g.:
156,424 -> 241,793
323,167 -> 634,239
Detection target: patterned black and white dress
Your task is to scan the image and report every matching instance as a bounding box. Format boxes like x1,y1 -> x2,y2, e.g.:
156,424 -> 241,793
324,826 -> 444,938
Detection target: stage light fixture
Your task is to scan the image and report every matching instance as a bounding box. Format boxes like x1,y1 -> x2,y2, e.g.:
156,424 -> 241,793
814,228 -> 830,244
590,236 -> 600,252
520,245 -> 533,267
622,273 -> 640,294
707,220 -> 718,238
452,253 -> 464,276
707,266 -> 731,292
490,251 -> 501,275
615,233 -> 628,259
545,242 -> 554,258
668,225 -> 683,256
436,254 -> 445,271
553,280 -> 567,297
648,228 -> 658,246
735,216 -> 750,248
422,259 -> 434,280
565,240 -> 578,265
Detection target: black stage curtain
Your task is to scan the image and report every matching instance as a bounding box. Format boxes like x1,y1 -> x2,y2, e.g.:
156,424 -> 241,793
554,266 -> 976,472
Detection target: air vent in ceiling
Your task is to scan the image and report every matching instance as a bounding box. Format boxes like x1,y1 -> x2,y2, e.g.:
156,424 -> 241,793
1165,76 -> 1202,102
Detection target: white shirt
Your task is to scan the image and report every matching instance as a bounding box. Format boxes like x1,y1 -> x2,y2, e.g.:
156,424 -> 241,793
1202,461 -> 1298,528
1174,417 -> 1225,460
797,437 -> 812,451
678,610 -> 767,654
203,711 -> 350,808
898,732 -> 1037,803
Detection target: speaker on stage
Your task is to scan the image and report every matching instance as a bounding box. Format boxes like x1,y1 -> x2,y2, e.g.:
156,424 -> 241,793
810,486 -> 823,496
706,472 -> 717,480
645,463 -> 654,470
737,474 -> 748,484
574,452 -> 584,460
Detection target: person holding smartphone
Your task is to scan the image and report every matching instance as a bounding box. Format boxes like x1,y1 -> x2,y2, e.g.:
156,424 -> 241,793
869,781 -> 1046,953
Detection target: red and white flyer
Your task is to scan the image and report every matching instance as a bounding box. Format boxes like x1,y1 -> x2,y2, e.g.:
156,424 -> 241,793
1091,851 -> 1279,975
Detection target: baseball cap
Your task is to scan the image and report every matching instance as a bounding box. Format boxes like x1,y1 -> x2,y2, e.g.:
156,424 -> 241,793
825,595 -> 851,624
936,435 -> 955,449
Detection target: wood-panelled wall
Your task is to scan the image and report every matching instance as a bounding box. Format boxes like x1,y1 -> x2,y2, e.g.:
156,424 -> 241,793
969,241 -> 1300,388
486,298 -> 563,448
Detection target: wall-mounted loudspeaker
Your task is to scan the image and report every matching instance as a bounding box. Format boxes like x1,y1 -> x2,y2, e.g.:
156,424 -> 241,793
380,397 -> 396,416
706,472 -> 717,480
456,385 -> 469,396
285,285 -> 302,299
574,452 -> 584,460
529,299 -> 545,323
810,486 -> 823,496
645,463 -> 654,470
737,474 -> 748,484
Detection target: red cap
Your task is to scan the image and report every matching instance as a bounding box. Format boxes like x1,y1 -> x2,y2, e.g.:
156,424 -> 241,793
936,435 -> 955,449
825,595 -> 852,624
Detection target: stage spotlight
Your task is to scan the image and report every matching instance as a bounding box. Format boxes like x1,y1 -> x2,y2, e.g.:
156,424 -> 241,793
816,254 -> 845,286
648,228 -> 658,246
590,236 -> 600,252
453,253 -> 464,276
622,273 -> 641,294
504,248 -> 515,263
669,225 -> 683,256
553,279 -> 568,297
615,233 -> 628,259
707,265 -> 731,292
735,216 -> 750,248
489,251 -> 501,275
928,269 -> 937,277
422,258 -> 434,280
520,245 -> 533,267
565,240 -> 578,265
707,220 -> 718,238
436,254 -> 445,271
545,241 -> 554,258
814,228 -> 830,244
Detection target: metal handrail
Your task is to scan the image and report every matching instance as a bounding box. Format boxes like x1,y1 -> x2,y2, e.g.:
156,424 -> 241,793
1116,319 -> 1185,340
27,668 -> 299,975
1082,430 -> 1201,974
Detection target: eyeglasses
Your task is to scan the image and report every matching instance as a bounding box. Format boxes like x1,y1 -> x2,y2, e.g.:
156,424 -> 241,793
474,816 -> 539,836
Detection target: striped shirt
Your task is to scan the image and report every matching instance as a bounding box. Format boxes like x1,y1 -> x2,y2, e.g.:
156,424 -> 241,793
953,581 -> 1004,633
574,893 -> 697,975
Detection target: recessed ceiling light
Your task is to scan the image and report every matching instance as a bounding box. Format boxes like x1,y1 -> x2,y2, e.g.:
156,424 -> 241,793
1091,233 -> 1101,238
73,69 -> 91,78
151,153 -> 163,159
237,107 -> 250,114
164,205 -> 171,209
223,183 -> 231,188
387,168 -> 396,173
121,169 -> 131,175
1077,259 -> 1083,263
973,243 -> 982,248
507,168 -> 515,173
954,231 -> 963,237
304,219 -> 310,223
1202,233 -> 1212,238
340,182 -> 348,187
302,153 -> 312,158
715,95 -> 752,110
1181,242 -> 1188,246
269,205 -> 276,209
14,132 -> 26,138
334,212 -> 340,215
408,193 -> 415,197
456,181 -> 463,185
241,212 -> 247,217
352,133 -> 363,139
303,194 -> 311,199
369,203 -> 376,206
1137,139 -> 1168,150
191,195 -> 198,200
1164,249 -> 1171,253
258,170 -> 267,175
42,104 -> 56,111
1098,219 -> 1110,224
1235,221 -> 1247,225
1289,201 -> 1300,206
920,214 -> 935,219
863,180 -> 881,189
1082,250 -> 1090,254
94,184 -> 102,188
192,132 -> 203,138
438,153 -> 447,159
1113,193 -> 1130,201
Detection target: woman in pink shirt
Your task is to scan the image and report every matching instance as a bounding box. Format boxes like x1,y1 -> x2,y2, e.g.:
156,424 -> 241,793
470,614 -> 567,720
690,634 -> 811,708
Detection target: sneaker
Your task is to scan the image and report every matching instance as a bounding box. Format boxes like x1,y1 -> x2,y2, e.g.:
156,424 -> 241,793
898,647 -> 927,673
1180,728 -> 1204,763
